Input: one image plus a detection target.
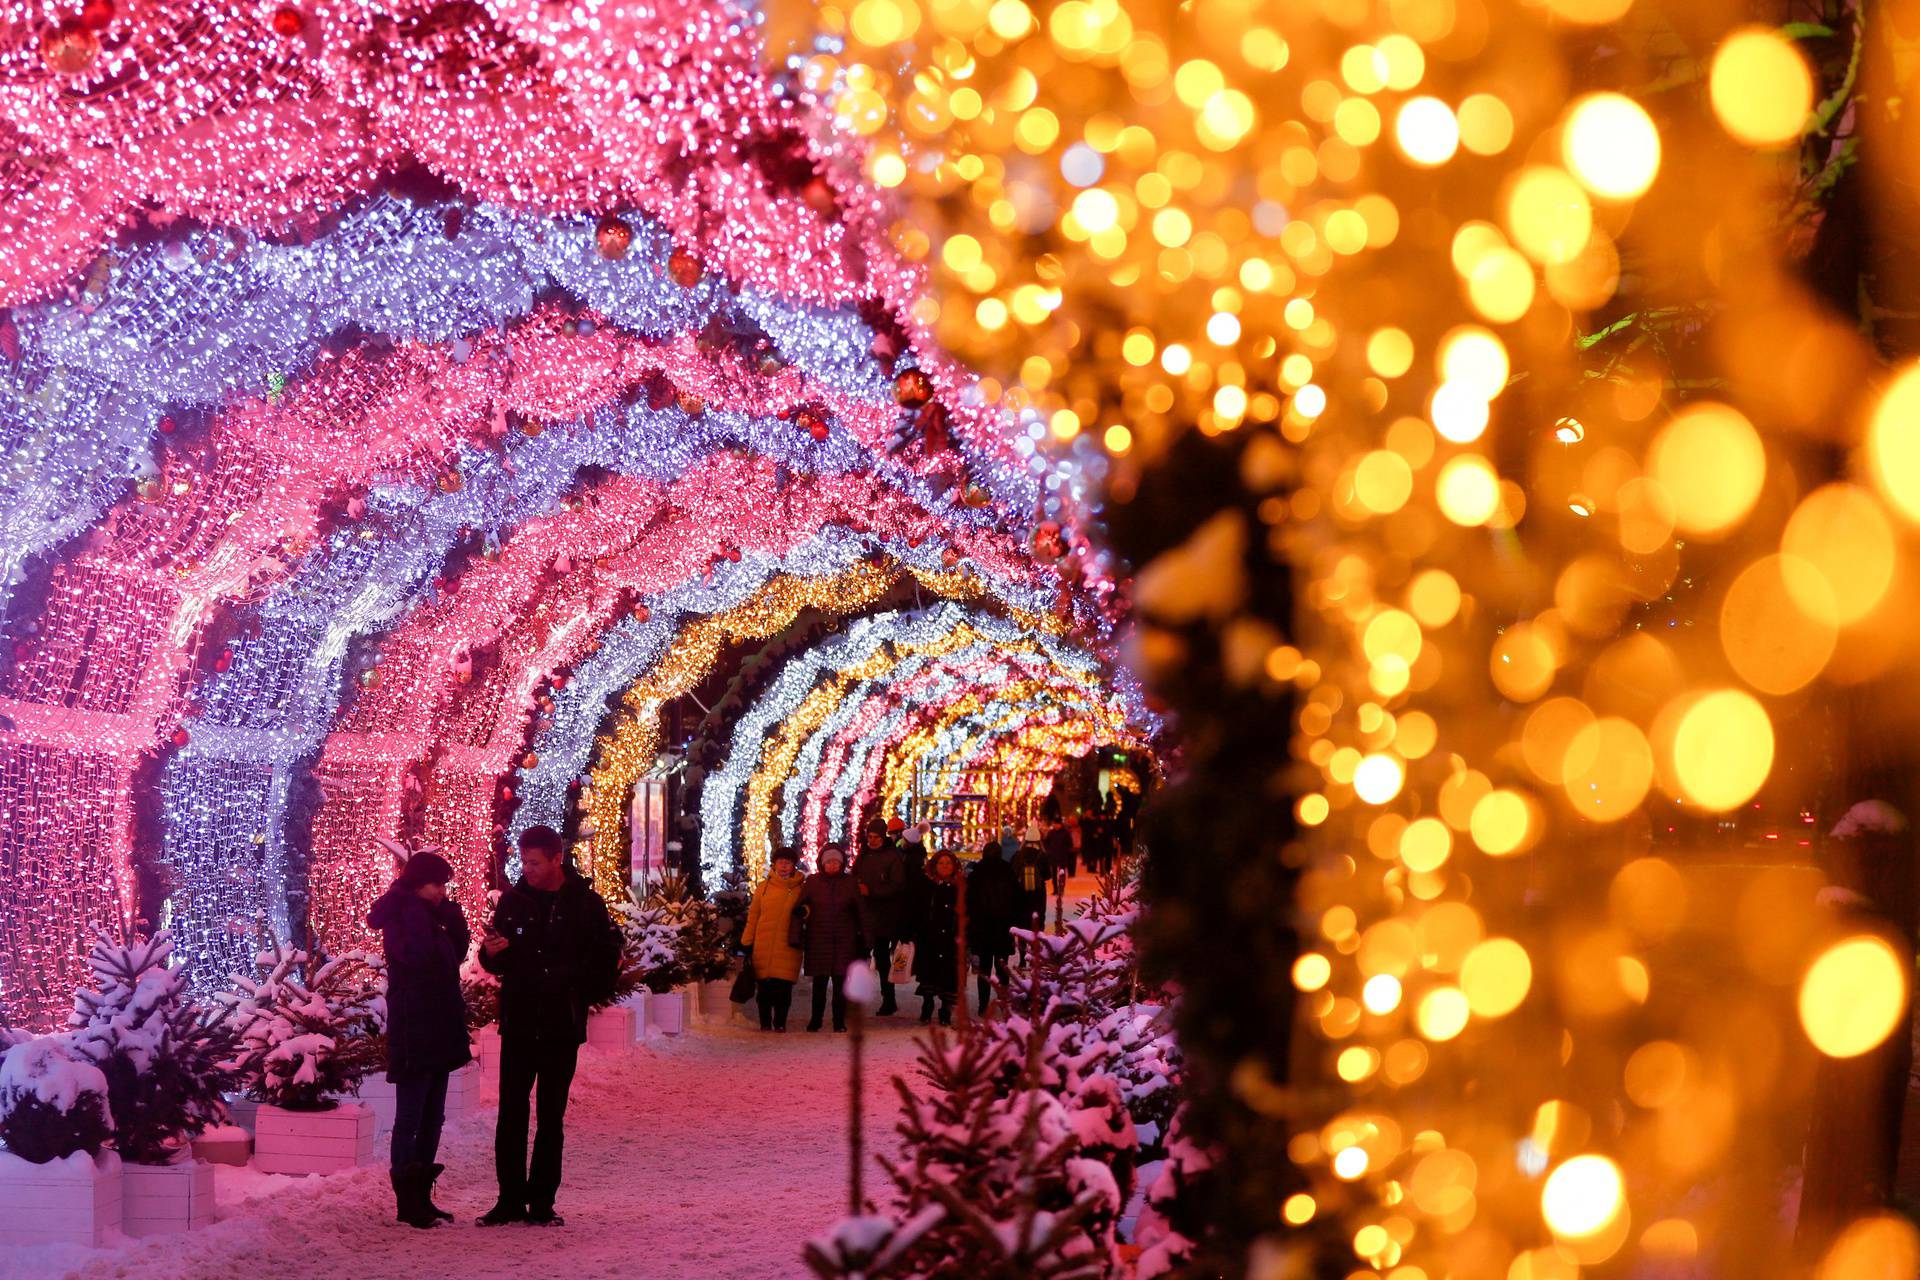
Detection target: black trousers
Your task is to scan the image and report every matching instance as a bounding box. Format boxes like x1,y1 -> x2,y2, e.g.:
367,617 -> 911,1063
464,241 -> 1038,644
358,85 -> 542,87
809,975 -> 847,1029
974,955 -> 1011,1016
871,938 -> 898,1009
390,1070 -> 449,1171
495,1035 -> 579,1212
757,978 -> 794,1029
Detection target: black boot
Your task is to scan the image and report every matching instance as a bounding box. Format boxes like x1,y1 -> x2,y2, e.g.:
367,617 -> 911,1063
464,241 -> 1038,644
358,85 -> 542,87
938,999 -> 952,1027
876,982 -> 898,1017
391,1166 -> 439,1229
424,1163 -> 455,1223
919,996 -> 933,1024
478,1198 -> 525,1227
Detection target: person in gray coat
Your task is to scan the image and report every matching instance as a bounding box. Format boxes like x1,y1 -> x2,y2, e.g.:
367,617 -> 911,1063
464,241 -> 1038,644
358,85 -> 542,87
791,843 -> 868,1031
854,818 -> 907,1015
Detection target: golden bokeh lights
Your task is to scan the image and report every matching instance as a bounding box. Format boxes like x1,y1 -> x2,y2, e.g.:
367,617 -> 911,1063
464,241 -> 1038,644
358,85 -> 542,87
789,0 -> 1920,1271
1710,28 -> 1816,148
1541,1154 -> 1626,1239
1798,936 -> 1907,1060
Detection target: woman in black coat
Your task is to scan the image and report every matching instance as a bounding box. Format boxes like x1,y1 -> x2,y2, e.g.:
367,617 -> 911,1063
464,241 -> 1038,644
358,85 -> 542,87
966,843 -> 1020,1015
913,850 -> 965,1025
367,850 -> 470,1229
791,844 -> 867,1032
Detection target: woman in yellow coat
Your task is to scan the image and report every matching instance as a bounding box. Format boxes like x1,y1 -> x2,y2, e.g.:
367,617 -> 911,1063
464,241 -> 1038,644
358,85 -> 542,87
743,847 -> 806,1031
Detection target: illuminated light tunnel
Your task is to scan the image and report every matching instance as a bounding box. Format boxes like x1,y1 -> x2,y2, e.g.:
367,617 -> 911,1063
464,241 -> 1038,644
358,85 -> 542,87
0,1 -> 1149,1027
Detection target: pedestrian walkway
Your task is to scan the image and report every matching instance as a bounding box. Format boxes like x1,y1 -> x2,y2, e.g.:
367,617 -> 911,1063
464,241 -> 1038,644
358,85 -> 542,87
11,1016 -> 929,1280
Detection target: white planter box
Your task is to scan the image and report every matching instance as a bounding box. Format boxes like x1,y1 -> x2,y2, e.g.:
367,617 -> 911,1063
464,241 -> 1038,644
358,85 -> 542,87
474,1026 -> 501,1087
647,990 -> 686,1036
252,1102 -> 376,1176
620,990 -> 650,1038
123,1155 -> 216,1237
190,1124 -> 252,1167
586,1004 -> 637,1050
223,1095 -> 260,1135
353,1073 -> 398,1135
696,978 -> 737,1022
0,1150 -> 123,1246
447,1059 -> 482,1117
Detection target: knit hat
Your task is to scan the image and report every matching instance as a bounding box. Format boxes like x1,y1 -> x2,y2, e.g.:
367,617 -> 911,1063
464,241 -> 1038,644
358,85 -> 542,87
397,849 -> 454,889
904,826 -> 924,846
1023,822 -> 1043,843
771,846 -> 799,866
863,816 -> 888,836
886,817 -> 906,834
820,844 -> 847,869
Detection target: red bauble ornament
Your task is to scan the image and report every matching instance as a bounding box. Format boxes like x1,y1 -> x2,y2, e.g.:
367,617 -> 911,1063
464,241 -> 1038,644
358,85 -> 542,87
436,471 -> 463,492
893,368 -> 933,408
801,176 -> 837,218
270,6 -> 304,36
941,547 -> 962,569
41,21 -> 99,73
551,675 -> 567,689
213,650 -> 233,673
631,603 -> 651,623
522,753 -> 540,769
798,410 -> 828,440
1032,521 -> 1066,561
676,391 -> 706,417
594,216 -> 632,260
80,0 -> 115,30
170,728 -> 191,748
667,248 -> 702,288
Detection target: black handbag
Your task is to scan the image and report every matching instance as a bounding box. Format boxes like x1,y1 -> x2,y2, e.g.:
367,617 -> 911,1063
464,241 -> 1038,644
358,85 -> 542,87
730,953 -> 758,1004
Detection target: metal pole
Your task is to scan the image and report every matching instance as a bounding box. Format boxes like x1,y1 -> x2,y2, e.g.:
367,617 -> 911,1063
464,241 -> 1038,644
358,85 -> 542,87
849,997 -> 864,1214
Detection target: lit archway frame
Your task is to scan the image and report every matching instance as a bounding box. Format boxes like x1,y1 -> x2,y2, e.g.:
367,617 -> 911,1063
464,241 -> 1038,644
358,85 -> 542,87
862,680 -> 1143,831
733,644 -> 1109,876
303,452 -> 1039,949
582,568 -> 1065,901
789,667 -> 1129,862
697,601 -> 1129,875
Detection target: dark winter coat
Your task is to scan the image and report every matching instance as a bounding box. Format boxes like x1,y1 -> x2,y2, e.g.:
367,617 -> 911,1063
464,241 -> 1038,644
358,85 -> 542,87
853,841 -> 908,940
367,886 -> 472,1084
965,855 -> 1021,960
791,868 -> 867,978
1044,826 -> 1077,878
898,842 -> 930,938
1008,845 -> 1050,930
913,868 -> 964,996
478,868 -> 622,1045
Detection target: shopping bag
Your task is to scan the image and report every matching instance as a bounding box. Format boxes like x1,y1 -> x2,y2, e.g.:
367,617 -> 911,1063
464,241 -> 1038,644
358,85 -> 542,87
730,954 -> 758,1004
889,941 -> 915,984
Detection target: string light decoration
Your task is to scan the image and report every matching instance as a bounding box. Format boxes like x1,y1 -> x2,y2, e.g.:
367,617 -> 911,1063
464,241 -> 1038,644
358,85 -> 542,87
301,455 -> 1055,952
700,600 -> 1144,874
579,560 -> 1013,900
801,0 -> 1920,1270
0,0 -> 1143,1025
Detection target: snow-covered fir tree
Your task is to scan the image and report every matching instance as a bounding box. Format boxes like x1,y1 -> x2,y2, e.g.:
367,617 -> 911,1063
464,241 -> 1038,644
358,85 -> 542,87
67,931 -> 236,1163
221,939 -> 386,1110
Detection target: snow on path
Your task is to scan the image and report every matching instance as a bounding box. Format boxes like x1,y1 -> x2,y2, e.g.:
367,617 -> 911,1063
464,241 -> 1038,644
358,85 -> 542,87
9,1015 -> 930,1280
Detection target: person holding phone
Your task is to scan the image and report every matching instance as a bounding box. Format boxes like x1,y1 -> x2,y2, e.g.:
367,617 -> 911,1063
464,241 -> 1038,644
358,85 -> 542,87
476,825 -> 621,1227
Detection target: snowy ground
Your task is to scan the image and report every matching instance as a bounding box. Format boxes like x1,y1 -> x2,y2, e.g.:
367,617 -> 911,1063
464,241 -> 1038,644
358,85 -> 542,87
7,875 -> 1105,1280
5,1010 -> 928,1280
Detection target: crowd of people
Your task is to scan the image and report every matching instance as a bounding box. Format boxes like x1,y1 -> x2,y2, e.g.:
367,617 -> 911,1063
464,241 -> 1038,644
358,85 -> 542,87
363,808 -> 1128,1230
740,810 -> 1112,1034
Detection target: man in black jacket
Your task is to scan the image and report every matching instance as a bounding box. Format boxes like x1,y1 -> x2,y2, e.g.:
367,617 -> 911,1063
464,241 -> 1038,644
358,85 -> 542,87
476,825 -> 621,1227
853,818 -> 907,1016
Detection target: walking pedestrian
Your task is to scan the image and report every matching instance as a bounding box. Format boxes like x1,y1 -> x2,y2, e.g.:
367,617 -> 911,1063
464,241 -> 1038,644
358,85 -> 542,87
854,818 -> 907,1016
1043,814 -> 1076,900
1010,825 -> 1050,955
914,850 -> 965,1025
367,849 -> 470,1229
792,843 -> 867,1032
476,825 -> 622,1227
742,847 -> 806,1031
965,840 -> 1019,1015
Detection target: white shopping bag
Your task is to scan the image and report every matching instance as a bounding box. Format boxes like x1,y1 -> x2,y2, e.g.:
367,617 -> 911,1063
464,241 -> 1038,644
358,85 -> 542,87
889,942 -> 915,985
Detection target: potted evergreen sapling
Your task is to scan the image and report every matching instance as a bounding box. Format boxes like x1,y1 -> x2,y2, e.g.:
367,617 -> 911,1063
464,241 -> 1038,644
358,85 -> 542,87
222,939 -> 386,1175
615,889 -> 688,1036
67,932 -> 236,1234
0,1033 -> 122,1245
